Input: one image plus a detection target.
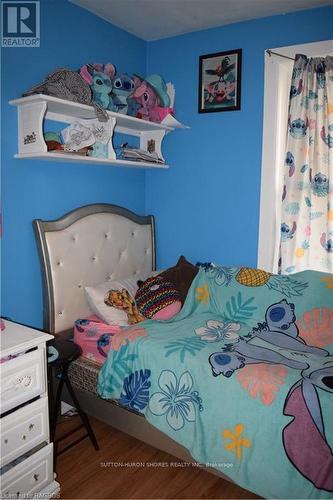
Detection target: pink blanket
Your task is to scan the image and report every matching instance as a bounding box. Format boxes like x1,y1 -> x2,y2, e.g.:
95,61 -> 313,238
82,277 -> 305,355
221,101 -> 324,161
74,316 -> 121,364
74,316 -> 148,365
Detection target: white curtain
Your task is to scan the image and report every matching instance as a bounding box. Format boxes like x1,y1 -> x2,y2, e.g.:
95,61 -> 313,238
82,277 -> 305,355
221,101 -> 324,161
279,54 -> 333,274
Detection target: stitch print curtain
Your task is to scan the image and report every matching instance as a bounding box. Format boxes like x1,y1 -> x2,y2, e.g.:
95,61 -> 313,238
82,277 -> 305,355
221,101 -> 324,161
279,54 -> 333,274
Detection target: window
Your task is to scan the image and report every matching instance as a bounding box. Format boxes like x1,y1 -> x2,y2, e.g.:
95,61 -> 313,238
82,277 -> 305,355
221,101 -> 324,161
258,40 -> 333,273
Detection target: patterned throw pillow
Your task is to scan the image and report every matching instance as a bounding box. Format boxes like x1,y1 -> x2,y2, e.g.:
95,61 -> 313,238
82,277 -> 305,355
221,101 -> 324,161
135,276 -> 181,320
159,256 -> 198,304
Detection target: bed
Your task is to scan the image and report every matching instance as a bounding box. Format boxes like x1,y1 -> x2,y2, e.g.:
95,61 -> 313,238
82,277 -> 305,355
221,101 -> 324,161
33,203 -> 333,499
33,203 -> 217,466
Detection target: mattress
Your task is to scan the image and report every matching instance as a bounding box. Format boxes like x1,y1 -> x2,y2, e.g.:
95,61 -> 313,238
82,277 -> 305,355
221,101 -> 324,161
68,355 -> 100,395
67,353 -> 144,424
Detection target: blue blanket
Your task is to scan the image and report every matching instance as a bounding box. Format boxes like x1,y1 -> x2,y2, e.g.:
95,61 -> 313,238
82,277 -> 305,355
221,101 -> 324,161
97,266 -> 333,499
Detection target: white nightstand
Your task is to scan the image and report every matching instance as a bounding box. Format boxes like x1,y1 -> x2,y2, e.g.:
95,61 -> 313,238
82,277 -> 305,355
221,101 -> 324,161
0,319 -> 60,498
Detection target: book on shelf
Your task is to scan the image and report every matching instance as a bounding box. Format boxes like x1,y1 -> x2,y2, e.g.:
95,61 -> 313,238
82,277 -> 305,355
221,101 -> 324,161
121,146 -> 165,164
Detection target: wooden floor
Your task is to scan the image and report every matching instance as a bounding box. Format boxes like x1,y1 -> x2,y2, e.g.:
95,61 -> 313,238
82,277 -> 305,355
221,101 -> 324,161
56,416 -> 260,499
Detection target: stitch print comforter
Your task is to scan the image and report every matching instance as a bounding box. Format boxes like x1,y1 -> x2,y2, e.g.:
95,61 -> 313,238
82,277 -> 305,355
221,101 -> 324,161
97,266 -> 333,499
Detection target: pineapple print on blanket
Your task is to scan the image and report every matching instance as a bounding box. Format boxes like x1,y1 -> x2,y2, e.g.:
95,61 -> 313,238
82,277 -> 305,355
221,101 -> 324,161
235,267 -> 308,296
208,299 -> 333,491
206,265 -> 308,297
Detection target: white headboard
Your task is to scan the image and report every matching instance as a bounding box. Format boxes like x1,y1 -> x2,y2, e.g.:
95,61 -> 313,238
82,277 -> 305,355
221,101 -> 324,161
33,204 -> 155,334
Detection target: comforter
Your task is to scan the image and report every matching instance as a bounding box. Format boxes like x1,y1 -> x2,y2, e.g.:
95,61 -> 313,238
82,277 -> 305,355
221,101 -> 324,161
97,266 -> 333,499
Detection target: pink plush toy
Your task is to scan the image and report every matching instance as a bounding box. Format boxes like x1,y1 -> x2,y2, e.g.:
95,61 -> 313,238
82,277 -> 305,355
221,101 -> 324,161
132,74 -> 173,123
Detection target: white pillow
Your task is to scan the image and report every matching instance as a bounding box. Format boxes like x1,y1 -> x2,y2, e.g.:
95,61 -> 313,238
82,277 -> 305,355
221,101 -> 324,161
85,275 -> 145,326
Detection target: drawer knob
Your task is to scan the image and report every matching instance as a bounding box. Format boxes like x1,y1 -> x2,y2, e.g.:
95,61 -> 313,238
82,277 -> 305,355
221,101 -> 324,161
15,375 -> 32,389
22,435 -> 26,440
33,474 -> 39,482
29,423 -> 34,431
4,438 -> 8,444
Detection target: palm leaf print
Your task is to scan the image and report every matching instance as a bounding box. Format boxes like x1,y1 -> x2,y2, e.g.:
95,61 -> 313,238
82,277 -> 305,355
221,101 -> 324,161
112,343 -> 137,389
165,337 -> 206,363
205,266 -> 236,286
119,369 -> 151,411
267,276 -> 308,297
224,293 -> 257,322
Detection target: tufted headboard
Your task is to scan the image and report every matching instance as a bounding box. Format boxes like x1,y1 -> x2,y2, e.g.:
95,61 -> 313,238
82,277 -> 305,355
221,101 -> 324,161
33,204 -> 155,334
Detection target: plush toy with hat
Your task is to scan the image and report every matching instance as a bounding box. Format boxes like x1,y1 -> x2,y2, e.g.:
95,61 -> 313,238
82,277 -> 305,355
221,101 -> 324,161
131,74 -> 173,123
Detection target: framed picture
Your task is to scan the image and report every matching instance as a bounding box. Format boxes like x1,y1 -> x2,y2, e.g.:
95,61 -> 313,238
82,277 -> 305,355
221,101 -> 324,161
198,49 -> 242,113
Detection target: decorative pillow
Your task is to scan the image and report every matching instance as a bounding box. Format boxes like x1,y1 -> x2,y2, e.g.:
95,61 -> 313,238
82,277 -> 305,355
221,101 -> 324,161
135,275 -> 181,320
85,275 -> 145,326
159,256 -> 198,304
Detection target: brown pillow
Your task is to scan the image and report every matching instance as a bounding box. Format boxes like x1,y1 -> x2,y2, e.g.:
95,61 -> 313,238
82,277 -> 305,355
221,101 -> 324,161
159,256 -> 198,304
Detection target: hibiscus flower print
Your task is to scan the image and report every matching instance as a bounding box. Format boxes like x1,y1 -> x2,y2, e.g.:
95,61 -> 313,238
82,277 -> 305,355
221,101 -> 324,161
148,370 -> 203,431
195,320 -> 241,342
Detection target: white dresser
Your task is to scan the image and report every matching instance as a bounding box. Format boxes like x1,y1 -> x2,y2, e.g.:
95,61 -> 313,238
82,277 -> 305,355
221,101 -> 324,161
0,320 -> 60,498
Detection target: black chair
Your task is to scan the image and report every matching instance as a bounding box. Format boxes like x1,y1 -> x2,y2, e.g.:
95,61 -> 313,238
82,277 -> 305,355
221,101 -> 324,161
47,339 -> 99,467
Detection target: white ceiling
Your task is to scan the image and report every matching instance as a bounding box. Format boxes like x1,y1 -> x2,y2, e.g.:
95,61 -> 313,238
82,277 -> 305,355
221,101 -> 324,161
70,0 -> 333,41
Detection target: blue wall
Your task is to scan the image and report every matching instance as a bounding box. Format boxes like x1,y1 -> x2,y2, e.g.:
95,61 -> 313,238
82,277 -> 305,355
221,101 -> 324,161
145,6 -> 333,269
2,2 -> 333,329
1,0 -> 147,327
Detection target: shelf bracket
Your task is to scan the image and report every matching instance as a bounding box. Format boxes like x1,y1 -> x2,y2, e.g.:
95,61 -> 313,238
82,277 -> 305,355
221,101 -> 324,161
107,117 -> 117,160
139,129 -> 166,162
17,101 -> 48,154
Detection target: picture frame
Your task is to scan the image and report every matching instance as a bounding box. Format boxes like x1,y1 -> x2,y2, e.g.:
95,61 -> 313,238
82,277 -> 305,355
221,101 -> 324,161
198,49 -> 242,113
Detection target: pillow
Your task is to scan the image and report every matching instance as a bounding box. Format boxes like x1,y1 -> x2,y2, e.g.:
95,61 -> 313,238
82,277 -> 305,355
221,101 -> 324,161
159,256 -> 198,304
135,275 -> 181,320
85,275 -> 145,326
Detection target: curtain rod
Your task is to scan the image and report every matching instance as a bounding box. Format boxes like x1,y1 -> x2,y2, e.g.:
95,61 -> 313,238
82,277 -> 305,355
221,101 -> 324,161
266,49 -> 295,61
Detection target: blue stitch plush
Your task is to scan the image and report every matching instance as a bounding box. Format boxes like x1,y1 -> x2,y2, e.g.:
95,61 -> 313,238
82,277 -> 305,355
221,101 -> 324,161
80,63 -> 117,111
112,73 -> 135,114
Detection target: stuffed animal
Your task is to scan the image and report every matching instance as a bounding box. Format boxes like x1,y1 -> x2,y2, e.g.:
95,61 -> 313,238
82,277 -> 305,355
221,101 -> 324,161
131,74 -> 172,122
80,63 -> 117,112
44,131 -> 63,151
104,288 -> 145,325
135,276 -> 181,320
126,96 -> 141,117
111,73 -> 135,114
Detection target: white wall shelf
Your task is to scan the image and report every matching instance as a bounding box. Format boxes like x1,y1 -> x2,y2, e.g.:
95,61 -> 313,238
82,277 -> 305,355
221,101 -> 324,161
13,151 -> 169,169
9,94 -> 177,169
